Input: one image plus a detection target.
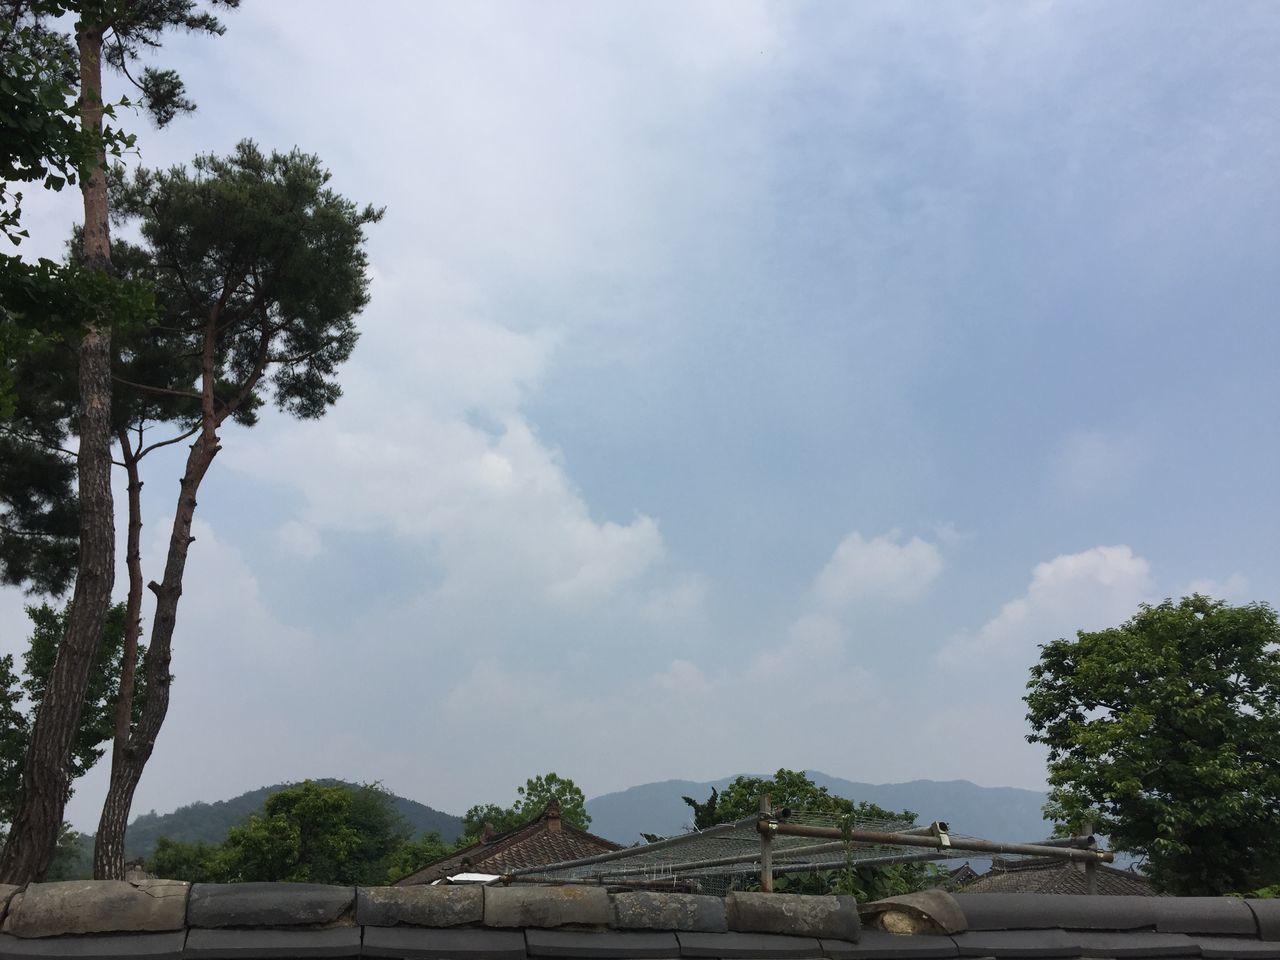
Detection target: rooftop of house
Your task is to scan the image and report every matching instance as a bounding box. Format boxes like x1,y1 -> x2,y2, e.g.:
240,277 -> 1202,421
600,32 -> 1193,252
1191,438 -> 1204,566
0,880 -> 1278,959
958,856 -> 1158,897
393,799 -> 623,886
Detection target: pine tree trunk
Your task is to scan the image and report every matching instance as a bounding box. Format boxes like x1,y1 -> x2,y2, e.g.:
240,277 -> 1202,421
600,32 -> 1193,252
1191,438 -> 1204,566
93,425 -> 220,878
93,433 -> 143,879
0,24 -> 114,885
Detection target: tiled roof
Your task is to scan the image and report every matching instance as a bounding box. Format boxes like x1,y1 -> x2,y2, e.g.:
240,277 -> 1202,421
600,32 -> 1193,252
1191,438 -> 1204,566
394,803 -> 623,886
960,857 -> 1159,896
0,880 -> 1277,959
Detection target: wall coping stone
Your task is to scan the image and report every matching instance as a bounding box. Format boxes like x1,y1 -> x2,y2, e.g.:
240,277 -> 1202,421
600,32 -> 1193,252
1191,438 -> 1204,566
187,884 -> 354,929
2,881 -> 188,938
357,886 -> 483,928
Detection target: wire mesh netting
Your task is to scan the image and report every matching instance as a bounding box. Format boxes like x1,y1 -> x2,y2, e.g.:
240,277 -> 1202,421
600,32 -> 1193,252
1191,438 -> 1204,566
506,810 -> 983,897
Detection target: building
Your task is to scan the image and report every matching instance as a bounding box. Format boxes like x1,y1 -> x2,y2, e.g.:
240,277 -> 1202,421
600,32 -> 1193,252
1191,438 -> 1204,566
960,855 -> 1158,896
393,798 -> 623,886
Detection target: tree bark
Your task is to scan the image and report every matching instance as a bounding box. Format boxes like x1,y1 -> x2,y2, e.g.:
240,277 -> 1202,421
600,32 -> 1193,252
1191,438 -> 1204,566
92,305 -> 232,877
0,24 -> 114,885
92,431 -> 143,879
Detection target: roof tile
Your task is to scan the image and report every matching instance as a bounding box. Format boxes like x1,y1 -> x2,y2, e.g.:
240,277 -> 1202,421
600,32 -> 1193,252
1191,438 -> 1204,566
0,931 -> 185,960
677,932 -> 823,959
184,927 -> 360,958
525,929 -> 681,958
361,928 -> 526,960
1248,901 -> 1280,942
819,933 -> 958,959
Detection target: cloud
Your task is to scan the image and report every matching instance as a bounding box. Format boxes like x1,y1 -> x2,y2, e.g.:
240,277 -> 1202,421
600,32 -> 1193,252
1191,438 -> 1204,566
814,531 -> 944,607
938,545 -> 1154,668
276,520 -> 322,560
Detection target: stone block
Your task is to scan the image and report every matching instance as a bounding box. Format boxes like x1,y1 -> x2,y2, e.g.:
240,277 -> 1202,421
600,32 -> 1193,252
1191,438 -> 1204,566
612,893 -> 727,933
187,884 -> 354,928
483,885 -> 611,928
1,881 -> 188,937
727,893 -> 860,942
357,885 -> 483,927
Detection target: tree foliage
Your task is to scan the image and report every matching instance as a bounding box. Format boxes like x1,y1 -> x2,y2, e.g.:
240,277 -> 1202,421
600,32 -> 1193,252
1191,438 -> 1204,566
0,599 -> 139,826
462,772 -> 591,839
677,769 -> 939,901
145,781 -> 444,885
1025,595 -> 1280,895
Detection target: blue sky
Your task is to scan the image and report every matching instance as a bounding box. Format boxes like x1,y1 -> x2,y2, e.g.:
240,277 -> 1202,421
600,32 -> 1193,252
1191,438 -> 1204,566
3,1 -> 1278,830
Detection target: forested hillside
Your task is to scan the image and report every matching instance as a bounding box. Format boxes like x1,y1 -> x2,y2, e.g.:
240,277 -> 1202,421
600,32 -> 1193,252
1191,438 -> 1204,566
123,780 -> 463,860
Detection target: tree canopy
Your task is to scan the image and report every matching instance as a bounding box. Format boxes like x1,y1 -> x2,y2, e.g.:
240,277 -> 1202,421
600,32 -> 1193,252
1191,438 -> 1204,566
462,772 -> 591,839
1025,595 -> 1280,895
676,769 -> 937,901
0,600 -> 139,827
694,768 -> 917,825
146,781 -> 448,885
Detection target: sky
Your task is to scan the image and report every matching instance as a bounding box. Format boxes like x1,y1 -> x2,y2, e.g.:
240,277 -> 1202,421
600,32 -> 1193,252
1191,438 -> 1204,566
3,0 -> 1279,833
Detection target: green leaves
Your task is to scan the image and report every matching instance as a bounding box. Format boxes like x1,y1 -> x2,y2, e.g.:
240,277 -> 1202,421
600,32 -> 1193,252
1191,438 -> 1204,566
1025,595 -> 1280,894
147,781 -> 426,885
462,772 -> 592,840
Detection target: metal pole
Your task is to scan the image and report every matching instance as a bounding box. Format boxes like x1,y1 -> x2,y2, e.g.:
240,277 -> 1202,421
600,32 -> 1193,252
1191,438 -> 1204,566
502,813 -> 761,878
759,794 -> 774,893
761,820 -> 1113,863
1083,821 -> 1098,895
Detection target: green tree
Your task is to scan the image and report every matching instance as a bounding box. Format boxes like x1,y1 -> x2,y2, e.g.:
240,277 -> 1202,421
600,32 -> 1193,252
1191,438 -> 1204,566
384,831 -> 451,883
148,782 -> 420,885
1025,595 -> 1280,895
714,768 -> 915,824
682,769 -> 939,901
0,600 -> 138,827
90,141 -> 381,878
147,836 -> 220,883
0,0 -> 235,885
462,772 -> 591,839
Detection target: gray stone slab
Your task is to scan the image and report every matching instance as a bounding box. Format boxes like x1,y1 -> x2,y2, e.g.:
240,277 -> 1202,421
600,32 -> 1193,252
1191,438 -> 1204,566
1061,932 -> 1200,957
952,895 -> 1160,932
0,931 -> 185,960
0,889 -> 20,927
2,882 -> 189,937
677,932 -> 824,959
484,887 -> 611,929
613,894 -> 727,934
526,929 -> 680,958
727,895 -> 859,942
184,927 -> 360,958
1249,901 -> 1280,942
362,927 -> 526,960
1193,936 -> 1280,958
188,884 -> 355,928
1150,899 -> 1257,936
820,933 -> 958,959
358,886 -> 483,927
951,930 -> 1081,958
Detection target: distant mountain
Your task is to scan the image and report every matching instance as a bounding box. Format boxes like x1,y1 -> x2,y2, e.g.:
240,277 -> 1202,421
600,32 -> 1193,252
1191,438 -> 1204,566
583,772 -> 1051,847
123,779 -> 464,861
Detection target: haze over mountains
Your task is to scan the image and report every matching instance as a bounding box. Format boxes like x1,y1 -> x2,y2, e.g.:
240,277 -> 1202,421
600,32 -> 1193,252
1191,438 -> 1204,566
116,773 -> 1050,861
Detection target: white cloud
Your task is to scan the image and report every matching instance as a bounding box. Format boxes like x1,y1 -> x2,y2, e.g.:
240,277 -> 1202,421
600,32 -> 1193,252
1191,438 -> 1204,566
937,545 -> 1154,668
814,531 -> 944,607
